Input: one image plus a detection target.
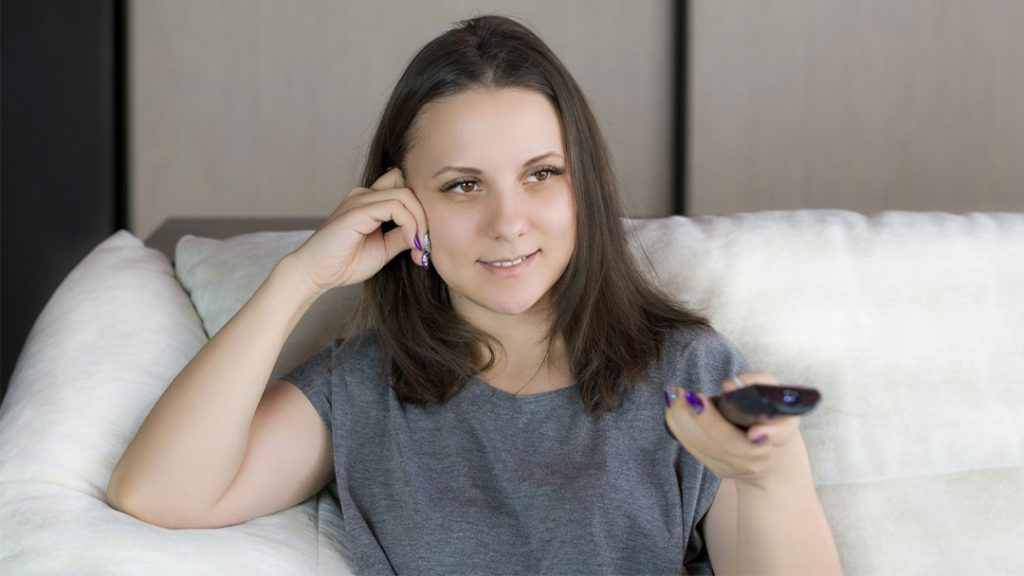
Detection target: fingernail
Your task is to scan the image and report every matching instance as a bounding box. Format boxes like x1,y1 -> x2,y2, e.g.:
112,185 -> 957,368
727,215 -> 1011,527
423,231 -> 431,253
684,390 -> 704,415
421,252 -> 430,270
753,434 -> 768,444
414,235 -> 422,251
664,389 -> 678,407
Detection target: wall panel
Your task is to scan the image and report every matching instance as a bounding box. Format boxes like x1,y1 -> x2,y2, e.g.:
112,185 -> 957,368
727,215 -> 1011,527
131,0 -> 675,240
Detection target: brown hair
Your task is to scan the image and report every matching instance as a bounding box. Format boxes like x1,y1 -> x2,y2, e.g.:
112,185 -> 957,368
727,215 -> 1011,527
351,14 -> 714,417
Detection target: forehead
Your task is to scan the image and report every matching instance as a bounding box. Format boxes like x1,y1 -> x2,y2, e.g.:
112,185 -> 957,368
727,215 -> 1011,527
408,88 -> 565,167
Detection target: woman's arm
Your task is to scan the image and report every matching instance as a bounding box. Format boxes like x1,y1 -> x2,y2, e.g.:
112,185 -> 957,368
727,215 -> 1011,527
704,434 -> 843,575
666,369 -> 843,575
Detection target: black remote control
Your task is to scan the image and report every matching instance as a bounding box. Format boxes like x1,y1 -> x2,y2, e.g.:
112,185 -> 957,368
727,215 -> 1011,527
708,384 -> 821,430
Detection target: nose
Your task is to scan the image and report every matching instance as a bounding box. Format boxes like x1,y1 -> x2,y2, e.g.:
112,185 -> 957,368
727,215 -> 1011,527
484,185 -> 529,241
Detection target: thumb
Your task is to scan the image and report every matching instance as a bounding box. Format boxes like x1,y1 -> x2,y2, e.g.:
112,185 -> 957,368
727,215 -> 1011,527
722,374 -> 745,393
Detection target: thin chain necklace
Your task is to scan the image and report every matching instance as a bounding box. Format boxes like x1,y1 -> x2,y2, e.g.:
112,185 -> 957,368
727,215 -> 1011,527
512,350 -> 550,397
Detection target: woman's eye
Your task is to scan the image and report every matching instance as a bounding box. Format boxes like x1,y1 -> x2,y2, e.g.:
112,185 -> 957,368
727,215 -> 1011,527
443,180 -> 479,194
527,166 -> 563,183
528,169 -> 551,183
442,167 -> 562,194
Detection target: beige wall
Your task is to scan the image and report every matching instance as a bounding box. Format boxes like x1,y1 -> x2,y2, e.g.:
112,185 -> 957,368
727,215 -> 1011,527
688,0 -> 1024,216
130,0 -> 674,240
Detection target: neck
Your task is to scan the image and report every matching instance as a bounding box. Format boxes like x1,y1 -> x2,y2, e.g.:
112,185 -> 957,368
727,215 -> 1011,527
450,293 -> 568,388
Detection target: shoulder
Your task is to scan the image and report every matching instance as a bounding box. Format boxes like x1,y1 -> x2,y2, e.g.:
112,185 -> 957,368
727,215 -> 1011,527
662,325 -> 747,363
320,328 -> 385,374
651,325 -> 752,395
334,327 -> 382,353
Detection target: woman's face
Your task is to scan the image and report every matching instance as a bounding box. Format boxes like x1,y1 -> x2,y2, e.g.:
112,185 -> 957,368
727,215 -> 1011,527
403,87 -> 577,323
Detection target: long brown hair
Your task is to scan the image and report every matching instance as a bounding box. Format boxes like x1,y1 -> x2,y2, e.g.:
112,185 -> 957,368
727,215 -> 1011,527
351,14 -> 714,417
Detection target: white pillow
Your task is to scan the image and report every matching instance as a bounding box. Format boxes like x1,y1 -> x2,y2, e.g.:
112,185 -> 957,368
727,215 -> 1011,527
168,211 -> 1024,575
174,231 -> 363,385
624,209 -> 1024,576
174,212 -> 1024,486
0,230 -> 353,575
0,230 -> 207,493
625,210 -> 1024,484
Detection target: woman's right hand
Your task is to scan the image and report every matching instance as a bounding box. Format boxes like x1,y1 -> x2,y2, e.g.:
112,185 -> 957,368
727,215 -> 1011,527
286,167 -> 428,295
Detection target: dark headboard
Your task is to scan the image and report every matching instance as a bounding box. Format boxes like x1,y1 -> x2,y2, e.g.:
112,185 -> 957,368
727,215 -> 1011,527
145,217 -> 322,265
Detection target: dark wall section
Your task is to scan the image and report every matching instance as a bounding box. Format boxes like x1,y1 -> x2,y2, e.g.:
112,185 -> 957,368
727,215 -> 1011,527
674,0 -> 688,216
1,0 -> 126,405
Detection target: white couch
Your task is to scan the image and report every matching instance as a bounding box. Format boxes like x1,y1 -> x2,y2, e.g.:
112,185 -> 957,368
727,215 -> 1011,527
1,209 -> 1021,575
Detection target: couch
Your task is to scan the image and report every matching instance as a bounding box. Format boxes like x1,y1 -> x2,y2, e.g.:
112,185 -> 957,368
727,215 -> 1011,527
1,209 -> 1021,575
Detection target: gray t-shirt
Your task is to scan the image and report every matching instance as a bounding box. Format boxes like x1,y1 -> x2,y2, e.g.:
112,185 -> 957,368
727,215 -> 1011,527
282,326 -> 751,575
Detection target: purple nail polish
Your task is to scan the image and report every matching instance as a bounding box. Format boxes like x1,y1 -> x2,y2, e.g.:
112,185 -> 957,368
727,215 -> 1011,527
664,390 -> 678,407
421,252 -> 430,270
414,235 -> 422,251
754,434 -> 768,444
684,391 -> 704,415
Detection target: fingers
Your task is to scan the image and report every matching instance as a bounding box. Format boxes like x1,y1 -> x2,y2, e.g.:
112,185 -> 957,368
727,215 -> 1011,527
744,414 -> 800,446
688,389 -> 769,453
720,372 -> 790,444
350,191 -> 428,265
667,388 -> 754,457
722,371 -> 778,392
369,166 -> 405,191
349,167 -> 429,264
344,197 -> 422,263
663,398 -> 734,474
667,372 -> 805,483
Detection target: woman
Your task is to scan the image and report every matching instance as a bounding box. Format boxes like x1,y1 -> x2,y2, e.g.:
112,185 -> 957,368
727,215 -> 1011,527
109,14 -> 842,576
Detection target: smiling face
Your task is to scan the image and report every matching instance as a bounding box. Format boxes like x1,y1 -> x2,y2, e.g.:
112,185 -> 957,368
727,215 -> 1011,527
403,87 -> 577,327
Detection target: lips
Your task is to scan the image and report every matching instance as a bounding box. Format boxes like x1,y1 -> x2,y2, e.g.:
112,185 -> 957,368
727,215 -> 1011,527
481,250 -> 538,265
477,249 -> 540,275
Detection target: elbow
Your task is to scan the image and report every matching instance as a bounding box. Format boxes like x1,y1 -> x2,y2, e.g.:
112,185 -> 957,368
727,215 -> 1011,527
105,487 -> 205,530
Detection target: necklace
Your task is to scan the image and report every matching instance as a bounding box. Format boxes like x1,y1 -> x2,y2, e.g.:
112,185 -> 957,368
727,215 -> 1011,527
511,352 -> 549,397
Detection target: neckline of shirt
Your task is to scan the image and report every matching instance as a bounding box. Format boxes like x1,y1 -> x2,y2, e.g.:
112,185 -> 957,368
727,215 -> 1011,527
466,376 -> 579,405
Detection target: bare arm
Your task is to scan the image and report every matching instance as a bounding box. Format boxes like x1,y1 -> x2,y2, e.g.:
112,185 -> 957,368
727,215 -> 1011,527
705,434 -> 843,575
106,254 -> 323,527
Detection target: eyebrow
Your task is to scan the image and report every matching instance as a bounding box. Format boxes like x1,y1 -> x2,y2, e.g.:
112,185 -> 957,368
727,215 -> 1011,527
431,152 -> 564,179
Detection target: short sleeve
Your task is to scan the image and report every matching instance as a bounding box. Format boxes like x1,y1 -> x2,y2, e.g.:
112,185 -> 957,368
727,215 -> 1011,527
280,339 -> 337,435
675,329 -> 753,575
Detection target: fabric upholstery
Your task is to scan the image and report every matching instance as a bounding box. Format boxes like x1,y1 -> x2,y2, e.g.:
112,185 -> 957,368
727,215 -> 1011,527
2,210 -> 1022,575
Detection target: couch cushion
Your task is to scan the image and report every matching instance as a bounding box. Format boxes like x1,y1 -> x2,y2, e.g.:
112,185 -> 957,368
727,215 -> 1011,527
174,231 -> 363,387
174,211 -> 1024,486
0,481 -> 345,575
0,230 -> 206,494
0,230 -> 352,575
815,466 -> 1024,574
172,210 -> 1024,575
625,210 -> 1024,485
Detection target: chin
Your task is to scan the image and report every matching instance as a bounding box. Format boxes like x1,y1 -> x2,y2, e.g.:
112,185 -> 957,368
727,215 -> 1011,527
479,289 -> 548,317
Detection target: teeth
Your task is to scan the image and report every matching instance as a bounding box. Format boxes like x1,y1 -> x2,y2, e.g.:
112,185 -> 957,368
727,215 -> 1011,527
488,256 -> 526,267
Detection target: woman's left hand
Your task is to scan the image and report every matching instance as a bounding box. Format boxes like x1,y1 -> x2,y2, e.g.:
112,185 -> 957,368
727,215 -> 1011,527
664,372 -> 804,488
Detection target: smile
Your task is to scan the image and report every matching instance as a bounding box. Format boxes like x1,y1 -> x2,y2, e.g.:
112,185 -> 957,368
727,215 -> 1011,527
477,250 -> 540,275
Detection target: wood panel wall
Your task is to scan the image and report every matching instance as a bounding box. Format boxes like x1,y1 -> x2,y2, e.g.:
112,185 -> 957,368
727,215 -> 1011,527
688,0 -> 1024,215
130,0 -> 675,240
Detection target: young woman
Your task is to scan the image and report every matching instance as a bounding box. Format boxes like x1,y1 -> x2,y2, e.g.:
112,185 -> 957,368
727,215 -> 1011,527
108,14 -> 842,576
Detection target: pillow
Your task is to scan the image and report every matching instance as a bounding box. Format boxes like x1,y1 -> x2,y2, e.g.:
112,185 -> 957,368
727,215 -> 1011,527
625,210 -> 1024,485
623,209 -> 1024,576
175,212 -> 1024,486
0,230 -> 207,492
174,231 -> 363,385
0,230 -> 354,575
169,212 -> 1024,575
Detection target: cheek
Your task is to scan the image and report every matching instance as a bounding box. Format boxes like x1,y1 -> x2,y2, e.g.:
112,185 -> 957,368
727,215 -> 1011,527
548,189 -> 577,243
423,209 -> 474,263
